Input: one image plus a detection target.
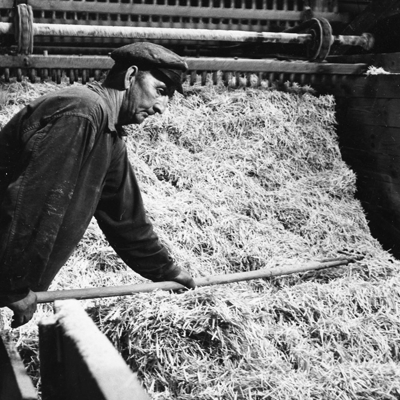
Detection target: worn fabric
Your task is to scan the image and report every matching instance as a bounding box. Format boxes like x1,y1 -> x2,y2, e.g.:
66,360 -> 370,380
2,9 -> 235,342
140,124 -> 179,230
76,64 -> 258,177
0,84 -> 179,306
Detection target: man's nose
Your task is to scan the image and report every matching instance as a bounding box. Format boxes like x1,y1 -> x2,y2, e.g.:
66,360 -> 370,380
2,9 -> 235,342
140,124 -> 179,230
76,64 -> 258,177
154,97 -> 168,114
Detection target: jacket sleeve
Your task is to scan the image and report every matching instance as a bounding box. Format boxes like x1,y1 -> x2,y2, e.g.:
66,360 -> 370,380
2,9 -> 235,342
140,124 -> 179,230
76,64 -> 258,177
94,138 -> 181,282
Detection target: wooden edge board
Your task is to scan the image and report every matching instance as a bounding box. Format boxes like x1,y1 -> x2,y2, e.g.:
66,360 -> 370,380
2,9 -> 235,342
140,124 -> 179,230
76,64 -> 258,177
39,300 -> 150,400
0,332 -> 37,400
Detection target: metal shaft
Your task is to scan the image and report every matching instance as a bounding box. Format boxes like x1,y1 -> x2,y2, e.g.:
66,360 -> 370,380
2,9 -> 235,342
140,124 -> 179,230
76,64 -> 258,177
0,22 -> 312,43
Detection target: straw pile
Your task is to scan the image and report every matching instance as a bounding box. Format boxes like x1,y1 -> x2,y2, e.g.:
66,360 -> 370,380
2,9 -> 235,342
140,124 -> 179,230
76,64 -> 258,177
1,78 -> 400,399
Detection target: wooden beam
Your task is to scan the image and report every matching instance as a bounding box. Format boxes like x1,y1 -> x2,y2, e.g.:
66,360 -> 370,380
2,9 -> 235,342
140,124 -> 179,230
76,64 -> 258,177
0,332 -> 37,400
339,0 -> 400,36
39,300 -> 150,400
38,317 -> 63,400
0,55 -> 367,75
186,57 -> 366,74
0,0 -> 350,22
362,201 -> 400,247
337,97 -> 400,128
338,124 -> 400,158
328,52 -> 400,73
341,146 -> 400,183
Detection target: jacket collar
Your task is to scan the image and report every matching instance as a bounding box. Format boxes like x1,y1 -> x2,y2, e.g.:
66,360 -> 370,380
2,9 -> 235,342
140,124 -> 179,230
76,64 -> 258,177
87,82 -> 124,135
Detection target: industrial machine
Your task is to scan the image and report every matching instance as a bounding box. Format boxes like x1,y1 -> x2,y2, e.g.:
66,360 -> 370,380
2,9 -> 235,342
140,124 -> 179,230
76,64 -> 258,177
0,0 -> 374,84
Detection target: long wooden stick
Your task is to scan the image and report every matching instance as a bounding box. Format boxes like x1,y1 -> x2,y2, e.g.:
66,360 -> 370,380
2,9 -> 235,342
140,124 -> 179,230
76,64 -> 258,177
35,257 -> 358,304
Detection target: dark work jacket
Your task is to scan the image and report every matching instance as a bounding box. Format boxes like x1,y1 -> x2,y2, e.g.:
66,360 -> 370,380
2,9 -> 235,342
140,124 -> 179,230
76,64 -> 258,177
0,85 -> 179,305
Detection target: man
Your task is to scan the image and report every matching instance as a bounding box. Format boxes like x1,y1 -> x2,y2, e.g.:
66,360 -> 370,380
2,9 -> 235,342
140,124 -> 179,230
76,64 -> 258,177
0,42 -> 195,328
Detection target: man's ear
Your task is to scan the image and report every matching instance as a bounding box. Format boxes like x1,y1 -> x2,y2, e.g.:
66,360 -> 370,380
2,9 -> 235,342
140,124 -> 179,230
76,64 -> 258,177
124,66 -> 138,89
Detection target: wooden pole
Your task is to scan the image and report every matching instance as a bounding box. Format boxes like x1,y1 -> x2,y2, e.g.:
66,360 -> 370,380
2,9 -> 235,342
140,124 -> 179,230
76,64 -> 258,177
36,257 -> 358,304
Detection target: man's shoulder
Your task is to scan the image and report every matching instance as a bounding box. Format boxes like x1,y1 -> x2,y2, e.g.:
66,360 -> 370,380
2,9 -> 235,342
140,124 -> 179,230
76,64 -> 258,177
45,85 -> 106,109
34,85 -> 110,124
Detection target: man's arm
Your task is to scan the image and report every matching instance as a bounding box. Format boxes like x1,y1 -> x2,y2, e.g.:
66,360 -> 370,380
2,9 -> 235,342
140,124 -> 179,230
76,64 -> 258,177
0,99 -> 111,324
95,140 -> 195,288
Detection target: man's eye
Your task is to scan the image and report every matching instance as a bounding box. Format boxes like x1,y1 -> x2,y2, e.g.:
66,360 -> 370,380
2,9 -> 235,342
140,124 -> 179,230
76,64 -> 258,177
158,88 -> 166,96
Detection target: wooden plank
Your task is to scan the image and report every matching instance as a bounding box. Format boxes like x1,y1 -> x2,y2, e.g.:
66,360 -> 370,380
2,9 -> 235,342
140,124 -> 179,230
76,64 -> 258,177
338,0 -> 400,36
338,152 -> 400,256
340,146 -> 400,181
340,166 -> 400,257
0,0 -> 347,21
39,300 -> 150,400
0,55 -> 114,69
39,316 -> 64,400
337,124 -> 400,157
34,4 -> 304,21
352,178 -> 400,219
187,58 -> 366,73
0,55 -> 367,74
335,97 -> 400,128
337,0 -> 370,14
360,201 -> 400,257
23,0 -> 348,22
0,332 -> 37,400
316,74 -> 400,99
328,52 -> 400,73
353,170 -> 400,209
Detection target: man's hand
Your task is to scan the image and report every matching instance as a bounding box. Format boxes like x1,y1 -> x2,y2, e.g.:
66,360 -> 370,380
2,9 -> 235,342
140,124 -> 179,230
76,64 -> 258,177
170,268 -> 196,290
7,290 -> 37,328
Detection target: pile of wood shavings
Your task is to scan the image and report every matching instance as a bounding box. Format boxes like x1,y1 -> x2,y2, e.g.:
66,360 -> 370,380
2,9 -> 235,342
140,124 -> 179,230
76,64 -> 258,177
1,79 -> 399,399
87,83 -> 400,399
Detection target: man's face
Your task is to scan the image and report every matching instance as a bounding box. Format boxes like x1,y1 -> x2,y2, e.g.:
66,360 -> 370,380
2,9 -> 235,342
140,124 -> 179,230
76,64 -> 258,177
119,70 -> 173,125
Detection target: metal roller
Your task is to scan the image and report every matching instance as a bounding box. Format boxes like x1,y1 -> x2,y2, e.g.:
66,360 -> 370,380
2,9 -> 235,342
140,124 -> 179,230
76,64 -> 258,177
0,20 -> 373,57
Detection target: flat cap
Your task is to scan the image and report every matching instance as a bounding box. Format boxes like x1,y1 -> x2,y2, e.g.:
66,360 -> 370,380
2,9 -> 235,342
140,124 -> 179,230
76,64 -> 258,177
111,42 -> 188,93
111,42 -> 188,71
